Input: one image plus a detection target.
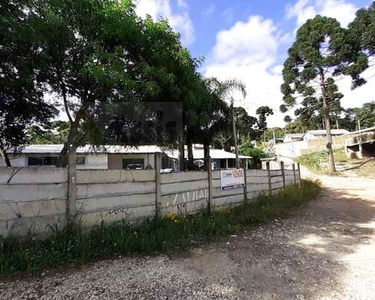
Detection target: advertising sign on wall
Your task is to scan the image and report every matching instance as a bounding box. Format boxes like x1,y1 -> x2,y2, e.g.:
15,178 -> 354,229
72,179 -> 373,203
220,169 -> 245,190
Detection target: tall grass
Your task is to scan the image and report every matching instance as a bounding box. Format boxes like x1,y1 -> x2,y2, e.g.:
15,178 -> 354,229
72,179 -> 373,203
297,148 -> 349,172
0,180 -> 320,275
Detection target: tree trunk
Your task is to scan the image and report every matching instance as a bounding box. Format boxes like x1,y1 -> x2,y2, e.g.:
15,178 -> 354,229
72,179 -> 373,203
0,147 -> 11,167
178,131 -> 185,171
203,142 -> 210,171
232,106 -> 240,169
57,116 -> 80,168
186,128 -> 194,170
319,70 -> 336,174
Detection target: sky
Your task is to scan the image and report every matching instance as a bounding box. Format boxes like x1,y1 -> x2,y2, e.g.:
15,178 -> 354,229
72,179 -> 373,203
135,0 -> 375,128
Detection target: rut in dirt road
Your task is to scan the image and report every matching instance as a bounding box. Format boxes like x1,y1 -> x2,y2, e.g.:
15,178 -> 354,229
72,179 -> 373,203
1,176 -> 375,300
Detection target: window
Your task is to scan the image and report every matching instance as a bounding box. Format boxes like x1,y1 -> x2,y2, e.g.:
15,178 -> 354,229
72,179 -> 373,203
76,156 -> 86,165
28,156 -> 58,166
122,158 -> 144,170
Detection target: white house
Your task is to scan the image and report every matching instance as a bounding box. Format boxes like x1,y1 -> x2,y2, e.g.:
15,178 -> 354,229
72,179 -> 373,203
283,133 -> 304,143
1,144 -> 251,170
187,144 -> 251,170
303,129 -> 349,141
0,145 -> 179,170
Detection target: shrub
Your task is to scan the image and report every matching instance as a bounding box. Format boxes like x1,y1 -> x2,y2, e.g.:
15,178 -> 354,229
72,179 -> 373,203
297,148 -> 349,172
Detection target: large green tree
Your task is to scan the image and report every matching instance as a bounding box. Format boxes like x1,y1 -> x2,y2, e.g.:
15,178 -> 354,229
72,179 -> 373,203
281,16 -> 363,173
256,106 -> 273,132
20,0 -> 201,167
349,2 -> 375,72
0,0 -> 57,166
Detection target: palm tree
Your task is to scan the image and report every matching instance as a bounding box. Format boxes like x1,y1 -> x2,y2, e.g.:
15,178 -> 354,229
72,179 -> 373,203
195,78 -> 247,170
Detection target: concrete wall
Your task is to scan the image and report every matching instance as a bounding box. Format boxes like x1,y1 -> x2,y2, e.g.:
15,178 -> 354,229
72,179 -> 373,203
75,169 -> 156,227
275,135 -> 348,158
160,172 -> 209,215
0,164 -> 301,238
0,167 -> 68,237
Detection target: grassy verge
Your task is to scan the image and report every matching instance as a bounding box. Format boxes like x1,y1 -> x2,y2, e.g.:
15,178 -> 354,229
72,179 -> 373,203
297,148 -> 350,173
0,180 -> 320,275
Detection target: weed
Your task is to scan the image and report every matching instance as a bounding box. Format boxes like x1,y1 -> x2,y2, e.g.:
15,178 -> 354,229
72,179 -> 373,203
0,180 -> 320,275
297,148 -> 350,173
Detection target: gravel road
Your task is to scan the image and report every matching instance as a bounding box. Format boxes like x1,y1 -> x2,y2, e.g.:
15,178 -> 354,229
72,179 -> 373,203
1,174 -> 375,300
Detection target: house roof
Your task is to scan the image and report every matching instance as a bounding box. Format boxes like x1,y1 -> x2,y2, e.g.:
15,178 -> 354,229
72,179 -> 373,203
15,145 -> 251,160
17,144 -> 179,159
305,129 -> 350,136
191,149 -> 251,160
284,133 -> 304,139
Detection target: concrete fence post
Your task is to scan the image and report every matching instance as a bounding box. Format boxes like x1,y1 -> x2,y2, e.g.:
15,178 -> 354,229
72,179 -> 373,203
266,161 -> 272,195
297,163 -> 302,187
293,163 -> 297,186
243,159 -> 248,203
280,161 -> 286,189
68,147 -> 77,224
207,157 -> 213,214
155,152 -> 162,219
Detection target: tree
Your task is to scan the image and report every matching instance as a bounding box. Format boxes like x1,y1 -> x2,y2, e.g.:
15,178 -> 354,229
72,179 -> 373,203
355,102 -> 375,129
348,2 -> 375,72
239,140 -> 267,168
281,16 -> 362,174
22,0 -> 201,167
0,1 -> 57,166
256,106 -> 273,131
195,78 -> 246,169
28,121 -> 70,144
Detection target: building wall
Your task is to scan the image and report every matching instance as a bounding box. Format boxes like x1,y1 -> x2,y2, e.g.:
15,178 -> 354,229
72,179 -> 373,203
0,154 -> 27,167
275,135 -> 348,158
77,153 -> 108,169
1,153 -> 108,169
108,153 -> 155,169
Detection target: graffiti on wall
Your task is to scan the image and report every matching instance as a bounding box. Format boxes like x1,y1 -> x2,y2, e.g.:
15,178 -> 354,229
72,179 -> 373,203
166,189 -> 209,215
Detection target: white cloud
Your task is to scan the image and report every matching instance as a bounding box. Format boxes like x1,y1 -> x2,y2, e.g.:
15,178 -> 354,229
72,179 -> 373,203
337,68 -> 375,109
205,16 -> 285,127
205,4 -> 375,129
135,0 -> 195,46
177,0 -> 188,9
287,0 -> 358,27
211,16 -> 278,65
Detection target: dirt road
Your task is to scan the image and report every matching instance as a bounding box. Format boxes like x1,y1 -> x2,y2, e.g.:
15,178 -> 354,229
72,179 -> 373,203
1,175 -> 375,299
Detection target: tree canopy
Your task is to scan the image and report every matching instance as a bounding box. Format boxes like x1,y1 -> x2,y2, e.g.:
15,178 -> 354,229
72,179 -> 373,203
0,1 -> 57,166
1,0 -> 254,168
280,15 -> 364,173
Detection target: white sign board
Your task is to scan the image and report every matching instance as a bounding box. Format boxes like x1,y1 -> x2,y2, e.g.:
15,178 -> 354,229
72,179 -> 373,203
220,169 -> 245,190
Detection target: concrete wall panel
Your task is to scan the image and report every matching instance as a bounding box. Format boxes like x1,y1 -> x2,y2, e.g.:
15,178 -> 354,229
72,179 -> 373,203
77,169 -> 155,184
0,167 -> 67,184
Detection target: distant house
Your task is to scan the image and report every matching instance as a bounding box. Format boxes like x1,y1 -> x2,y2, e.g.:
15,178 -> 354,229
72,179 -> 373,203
303,129 -> 350,141
0,145 -> 178,170
283,133 -> 304,143
188,144 -> 251,170
268,138 -> 284,146
1,144 -> 251,171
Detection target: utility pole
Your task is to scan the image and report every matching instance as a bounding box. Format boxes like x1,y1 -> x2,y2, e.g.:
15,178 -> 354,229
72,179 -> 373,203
358,119 -> 363,158
231,98 -> 240,169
